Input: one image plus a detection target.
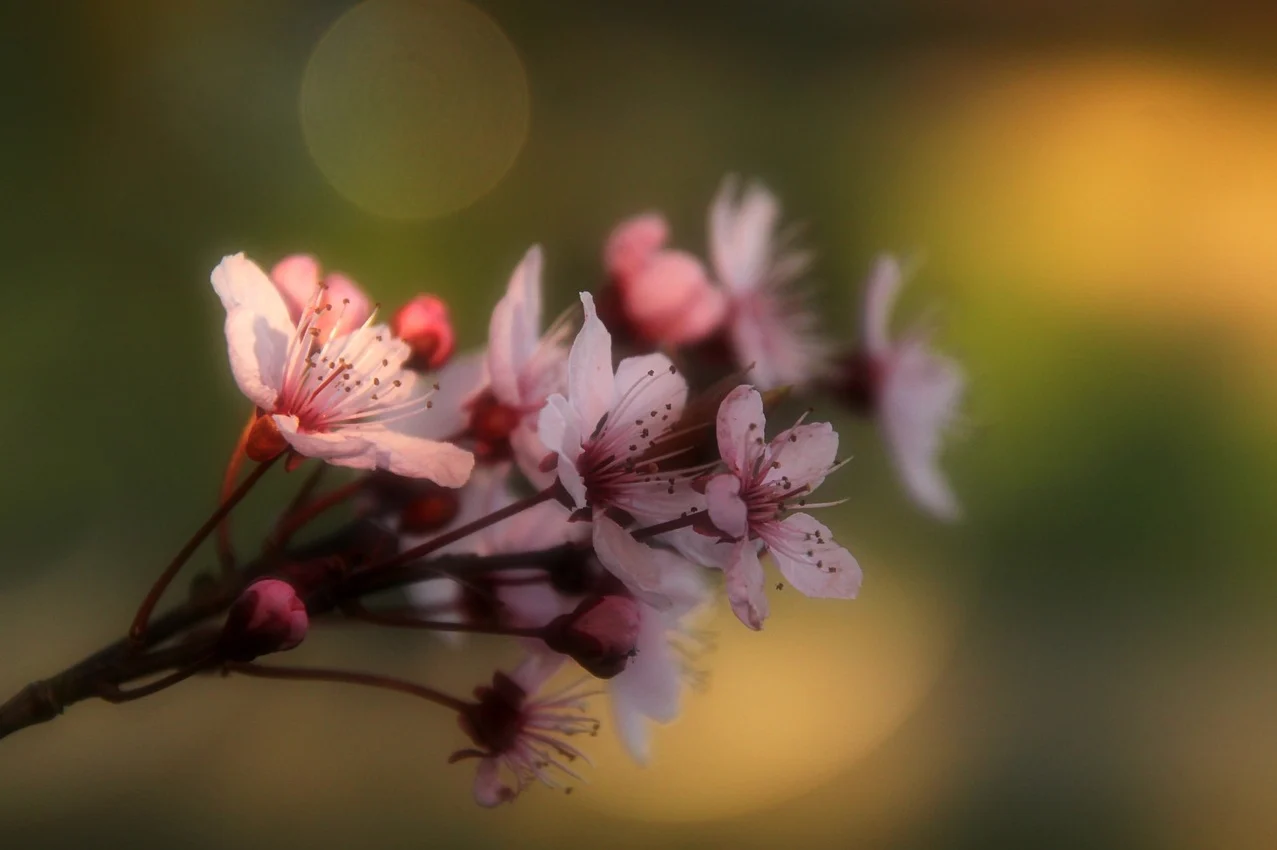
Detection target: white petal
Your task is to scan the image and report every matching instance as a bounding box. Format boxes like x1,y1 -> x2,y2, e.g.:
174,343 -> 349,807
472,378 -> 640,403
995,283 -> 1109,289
609,607 -> 682,764
487,246 -> 543,404
568,292 -> 616,435
704,474 -> 748,538
723,539 -> 769,630
274,416 -> 475,487
862,254 -> 904,357
473,758 -> 511,807
212,254 -> 295,410
763,513 -> 862,599
273,414 -> 373,464
715,384 -> 766,475
591,517 -> 678,608
880,337 -> 965,521
612,352 -> 688,430
510,419 -> 556,490
419,350 -> 485,440
708,176 -> 780,293
764,421 -> 838,491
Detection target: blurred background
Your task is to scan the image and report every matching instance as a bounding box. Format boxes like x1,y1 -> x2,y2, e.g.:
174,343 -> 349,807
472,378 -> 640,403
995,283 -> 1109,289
2,1 -> 1275,847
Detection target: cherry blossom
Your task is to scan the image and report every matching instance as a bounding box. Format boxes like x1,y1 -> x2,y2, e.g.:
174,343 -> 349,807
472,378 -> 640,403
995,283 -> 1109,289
211,253 -> 473,486
269,254 -> 373,339
709,176 -> 829,391
538,292 -> 708,603
704,385 -> 861,629
604,213 -> 728,346
844,255 -> 965,521
453,654 -> 599,806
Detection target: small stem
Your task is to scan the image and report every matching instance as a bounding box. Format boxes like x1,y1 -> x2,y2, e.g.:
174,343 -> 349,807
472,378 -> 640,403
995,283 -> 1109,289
342,544 -> 583,598
216,413 -> 256,574
341,600 -> 544,638
268,475 -> 364,553
225,661 -> 469,714
97,656 -> 214,703
364,485 -> 558,574
631,512 -> 701,541
130,454 -> 281,642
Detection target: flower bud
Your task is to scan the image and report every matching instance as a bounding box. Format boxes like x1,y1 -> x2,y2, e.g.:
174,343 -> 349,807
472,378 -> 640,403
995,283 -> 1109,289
392,295 -> 455,371
398,486 -> 461,534
605,213 -> 669,282
621,250 -> 727,345
218,579 -> 309,662
544,595 -> 641,679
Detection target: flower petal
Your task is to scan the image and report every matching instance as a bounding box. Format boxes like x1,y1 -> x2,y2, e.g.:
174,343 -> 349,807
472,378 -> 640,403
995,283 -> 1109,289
473,758 -> 513,807
880,336 -> 964,521
421,350 -> 485,440
862,254 -> 903,357
723,539 -> 769,630
591,516 -> 678,609
612,352 -> 688,434
212,254 -> 295,410
609,606 -> 682,764
708,176 -> 780,293
704,473 -> 748,538
715,384 -> 766,476
488,246 -> 543,405
764,421 -> 838,491
764,513 -> 861,599
568,292 -> 616,435
274,415 -> 475,487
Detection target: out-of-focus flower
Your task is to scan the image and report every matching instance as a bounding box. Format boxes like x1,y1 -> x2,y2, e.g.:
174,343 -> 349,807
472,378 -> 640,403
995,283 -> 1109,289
452,654 -> 599,806
217,578 -> 309,661
605,214 -> 728,347
538,292 -> 705,602
270,254 -> 373,339
392,294 -> 455,371
709,176 -> 829,391
212,253 -> 473,486
461,246 -> 572,482
838,255 -> 965,521
703,385 -> 860,629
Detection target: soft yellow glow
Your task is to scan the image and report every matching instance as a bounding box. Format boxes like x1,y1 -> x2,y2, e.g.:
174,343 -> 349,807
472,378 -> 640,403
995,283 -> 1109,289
300,0 -> 530,219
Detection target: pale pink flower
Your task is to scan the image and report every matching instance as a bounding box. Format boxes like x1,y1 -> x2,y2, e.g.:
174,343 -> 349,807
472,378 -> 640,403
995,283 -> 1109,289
606,560 -> 708,763
211,253 -> 473,486
856,255 -> 965,521
537,292 -> 705,603
453,653 -> 599,806
270,254 -> 372,338
403,466 -> 584,636
605,214 -> 728,346
709,176 -> 828,390
704,385 -> 861,629
460,246 -> 572,482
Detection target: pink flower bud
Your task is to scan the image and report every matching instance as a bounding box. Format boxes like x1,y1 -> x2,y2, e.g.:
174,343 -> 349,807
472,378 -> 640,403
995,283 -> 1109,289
218,579 -> 309,662
544,595 -> 642,679
605,213 -> 669,283
392,295 -> 455,371
270,254 -> 374,337
620,250 -> 728,345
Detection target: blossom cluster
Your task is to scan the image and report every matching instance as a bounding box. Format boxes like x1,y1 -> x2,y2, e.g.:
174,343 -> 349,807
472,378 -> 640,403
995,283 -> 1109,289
205,175 -> 966,805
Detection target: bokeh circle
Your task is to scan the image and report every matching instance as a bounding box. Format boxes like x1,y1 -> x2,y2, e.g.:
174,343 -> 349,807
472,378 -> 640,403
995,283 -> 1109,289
300,0 -> 530,219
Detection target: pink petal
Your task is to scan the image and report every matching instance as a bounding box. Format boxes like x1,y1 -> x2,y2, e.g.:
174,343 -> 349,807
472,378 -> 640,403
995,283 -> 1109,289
612,352 -> 688,432
273,415 -> 475,487
422,350 -> 486,440
609,605 -> 682,764
473,758 -> 513,807
764,513 -> 861,599
880,337 -> 964,521
715,384 -> 766,475
488,246 -> 543,405
318,272 -> 374,337
623,250 -> 727,345
708,175 -> 781,293
862,254 -> 903,357
568,292 -> 615,435
723,538 -> 769,630
704,473 -> 748,538
591,517 -> 678,609
510,420 -> 556,490
605,213 -> 669,282
212,254 -> 294,410
765,421 -> 838,491
268,254 -> 321,322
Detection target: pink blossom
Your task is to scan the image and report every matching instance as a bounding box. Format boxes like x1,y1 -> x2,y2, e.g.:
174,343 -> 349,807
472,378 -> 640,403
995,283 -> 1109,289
212,254 -> 474,486
709,176 -> 828,390
605,214 -> 728,346
704,385 -> 861,629
537,292 -> 705,602
269,254 -> 372,339
392,294 -> 455,371
217,578 -> 309,661
855,255 -> 965,521
453,654 -> 599,806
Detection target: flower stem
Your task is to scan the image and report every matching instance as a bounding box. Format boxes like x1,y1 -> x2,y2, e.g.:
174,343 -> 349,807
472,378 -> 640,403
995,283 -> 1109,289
216,412 -> 256,574
341,600 -> 544,638
268,475 -> 365,553
363,485 -> 559,573
97,656 -> 215,703
225,661 -> 469,714
130,454 -> 281,642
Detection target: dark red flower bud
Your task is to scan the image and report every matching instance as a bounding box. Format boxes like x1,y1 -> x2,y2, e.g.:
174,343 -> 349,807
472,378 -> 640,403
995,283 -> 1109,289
392,295 -> 455,371
218,579 -> 309,662
398,486 -> 461,534
544,595 -> 641,679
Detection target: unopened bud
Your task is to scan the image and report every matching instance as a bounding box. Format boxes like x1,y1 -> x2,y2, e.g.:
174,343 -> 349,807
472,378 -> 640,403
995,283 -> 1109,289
398,487 -> 461,534
544,595 -> 641,679
218,578 -> 309,662
392,295 -> 455,371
